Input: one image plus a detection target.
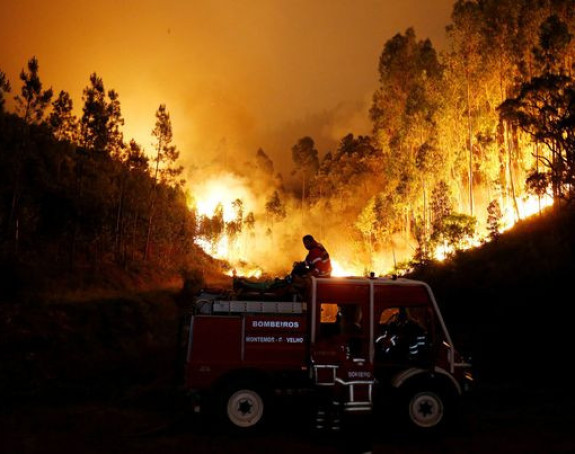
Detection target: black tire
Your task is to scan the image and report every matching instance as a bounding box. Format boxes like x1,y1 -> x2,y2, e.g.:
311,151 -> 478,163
399,381 -> 453,434
217,380 -> 269,432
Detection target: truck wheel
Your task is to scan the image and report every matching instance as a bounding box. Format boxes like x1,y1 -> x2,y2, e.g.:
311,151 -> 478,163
400,384 -> 450,433
219,382 -> 268,431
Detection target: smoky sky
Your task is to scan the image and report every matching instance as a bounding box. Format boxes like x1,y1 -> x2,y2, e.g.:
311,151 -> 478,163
1,0 -> 455,176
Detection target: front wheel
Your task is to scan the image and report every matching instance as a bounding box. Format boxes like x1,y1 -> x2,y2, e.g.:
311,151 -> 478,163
399,383 -> 453,434
407,389 -> 444,429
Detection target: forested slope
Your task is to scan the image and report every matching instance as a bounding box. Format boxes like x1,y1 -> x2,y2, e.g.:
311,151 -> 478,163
409,203 -> 575,385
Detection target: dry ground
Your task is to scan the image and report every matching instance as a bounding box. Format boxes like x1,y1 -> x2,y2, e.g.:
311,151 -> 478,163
2,378 -> 574,454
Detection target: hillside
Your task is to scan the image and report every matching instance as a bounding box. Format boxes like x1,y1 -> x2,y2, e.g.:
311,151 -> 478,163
409,203 -> 575,386
2,204 -> 575,454
2,203 -> 573,400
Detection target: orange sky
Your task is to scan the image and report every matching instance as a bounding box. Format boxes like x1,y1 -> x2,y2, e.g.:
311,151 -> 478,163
1,0 -> 455,178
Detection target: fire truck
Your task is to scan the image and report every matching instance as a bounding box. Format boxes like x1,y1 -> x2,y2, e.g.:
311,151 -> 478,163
179,275 -> 473,433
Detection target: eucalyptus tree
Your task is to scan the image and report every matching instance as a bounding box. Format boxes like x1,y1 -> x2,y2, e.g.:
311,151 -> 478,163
291,136 -> 319,228
255,147 -> 274,176
499,14 -> 575,201
446,2 -> 485,216
265,190 -> 286,232
370,28 -> 443,241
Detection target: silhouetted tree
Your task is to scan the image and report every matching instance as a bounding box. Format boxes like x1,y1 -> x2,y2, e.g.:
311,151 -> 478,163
49,90 -> 79,143
265,190 -> 286,242
14,56 -> 53,124
81,73 -> 110,152
292,136 -> 319,226
106,89 -> 125,160
0,69 -> 11,113
151,104 -> 182,185
145,104 -> 183,259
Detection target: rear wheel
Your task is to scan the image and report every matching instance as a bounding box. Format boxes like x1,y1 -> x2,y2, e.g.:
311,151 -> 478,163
217,381 -> 269,432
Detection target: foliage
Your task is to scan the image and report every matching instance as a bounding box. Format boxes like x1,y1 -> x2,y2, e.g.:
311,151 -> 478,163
486,199 -> 503,239
4,0 -> 575,281
0,70 -> 11,112
499,73 -> 575,199
0,59 -> 196,278
14,56 -> 53,124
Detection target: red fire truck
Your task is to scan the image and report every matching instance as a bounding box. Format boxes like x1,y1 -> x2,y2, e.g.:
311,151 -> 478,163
180,276 -> 473,433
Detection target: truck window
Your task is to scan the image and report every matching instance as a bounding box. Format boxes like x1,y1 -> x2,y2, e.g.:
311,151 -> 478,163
339,303 -> 362,335
375,305 -> 431,363
321,303 -> 339,323
318,303 -> 363,339
319,303 -> 340,338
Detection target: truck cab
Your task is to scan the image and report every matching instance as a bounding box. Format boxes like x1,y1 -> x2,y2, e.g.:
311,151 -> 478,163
180,276 -> 473,433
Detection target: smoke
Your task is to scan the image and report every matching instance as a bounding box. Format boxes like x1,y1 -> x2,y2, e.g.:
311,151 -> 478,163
185,151 -> 419,279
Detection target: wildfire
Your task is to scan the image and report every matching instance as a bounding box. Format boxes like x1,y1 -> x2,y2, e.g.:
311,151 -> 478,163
189,173 -> 555,280
500,194 -> 554,233
434,194 -> 554,262
189,173 -> 257,262
190,174 -> 254,223
331,259 -> 356,277
225,266 -> 263,279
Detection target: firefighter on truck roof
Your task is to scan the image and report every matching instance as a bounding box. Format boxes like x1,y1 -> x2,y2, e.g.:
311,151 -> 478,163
302,234 -> 332,277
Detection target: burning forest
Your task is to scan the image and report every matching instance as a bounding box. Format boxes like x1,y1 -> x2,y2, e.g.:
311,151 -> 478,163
0,0 -> 573,284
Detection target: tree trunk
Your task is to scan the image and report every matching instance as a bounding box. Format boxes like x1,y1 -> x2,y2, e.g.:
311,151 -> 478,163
466,67 -> 474,216
504,121 -> 520,220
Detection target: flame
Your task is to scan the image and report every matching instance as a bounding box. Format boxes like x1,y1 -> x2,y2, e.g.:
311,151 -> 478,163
434,194 -> 554,262
189,173 -> 555,280
330,259 -> 355,277
190,174 -> 254,223
225,266 -> 263,278
190,173 -> 270,278
500,194 -> 554,233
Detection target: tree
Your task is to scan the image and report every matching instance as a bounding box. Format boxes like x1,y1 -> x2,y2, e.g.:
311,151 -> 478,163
106,89 -> 125,160
151,104 -> 182,185
0,70 -> 11,113
265,190 -> 286,233
525,169 -> 550,212
255,148 -> 274,176
81,73 -> 109,152
355,196 -> 377,269
534,14 -> 572,75
442,213 -> 477,251
226,198 -> 244,256
499,73 -> 575,200
430,180 -> 454,253
486,199 -> 503,239
291,136 -> 319,227
49,90 -> 79,143
146,104 -> 183,259
447,2 -> 484,216
431,180 -> 453,232
14,56 -> 53,124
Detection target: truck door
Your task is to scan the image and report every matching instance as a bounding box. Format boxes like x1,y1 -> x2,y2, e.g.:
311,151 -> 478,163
309,280 -> 374,414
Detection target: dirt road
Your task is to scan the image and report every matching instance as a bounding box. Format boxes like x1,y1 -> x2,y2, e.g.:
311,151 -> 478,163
2,379 -> 573,454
